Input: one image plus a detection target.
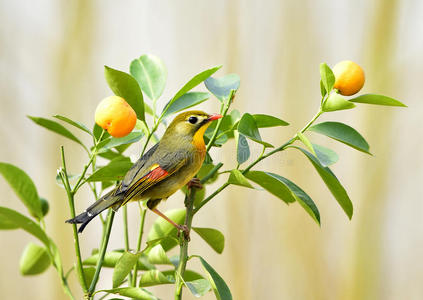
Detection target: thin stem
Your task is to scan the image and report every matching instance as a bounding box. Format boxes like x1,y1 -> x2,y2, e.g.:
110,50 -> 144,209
131,207 -> 147,287
193,182 -> 230,215
122,206 -> 133,285
98,292 -> 110,300
123,206 -> 130,251
88,209 -> 115,297
174,190 -> 196,300
206,103 -> 230,152
140,132 -> 153,156
72,130 -> 105,194
201,163 -> 223,184
61,277 -> 76,300
298,110 -> 323,134
60,146 -> 88,293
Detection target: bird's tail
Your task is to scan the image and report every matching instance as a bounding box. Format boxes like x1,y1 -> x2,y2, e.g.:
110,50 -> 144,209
66,189 -> 123,233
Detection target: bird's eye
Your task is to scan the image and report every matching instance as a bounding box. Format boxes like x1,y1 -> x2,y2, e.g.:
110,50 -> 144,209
188,116 -> 198,124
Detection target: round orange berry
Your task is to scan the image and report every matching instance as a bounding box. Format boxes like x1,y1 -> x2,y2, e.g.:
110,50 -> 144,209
95,96 -> 137,137
333,61 -> 365,96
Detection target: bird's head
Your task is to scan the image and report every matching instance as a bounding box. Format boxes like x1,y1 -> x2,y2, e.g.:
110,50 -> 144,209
163,110 -> 223,148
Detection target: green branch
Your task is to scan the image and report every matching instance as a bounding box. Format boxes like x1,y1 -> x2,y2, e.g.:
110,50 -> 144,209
131,207 -> 147,287
88,209 -> 115,297
174,189 -> 196,300
60,146 -> 88,293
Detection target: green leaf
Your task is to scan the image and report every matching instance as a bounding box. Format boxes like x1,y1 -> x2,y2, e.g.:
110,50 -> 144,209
227,170 -> 253,189
184,279 -> 212,297
0,163 -> 42,219
238,113 -> 273,148
292,147 -> 353,219
320,80 -> 327,97
83,251 -> 151,270
98,150 -> 125,161
27,116 -> 86,149
320,63 -> 335,94
162,92 -> 210,118
235,132 -> 250,164
162,66 -> 221,116
196,256 -> 232,300
312,144 -> 339,167
252,114 -> 289,127
147,244 -> 171,265
322,93 -> 356,112
96,131 -> 144,152
192,227 -> 225,254
93,123 -> 110,142
0,207 -> 50,246
144,102 -> 155,116
130,54 -> 167,101
104,65 -> 145,121
0,217 -> 19,230
197,163 -> 219,184
84,267 -> 96,287
349,94 -> 407,107
113,251 -> 140,288
53,115 -> 92,136
19,243 -> 51,275
206,110 -> 241,140
244,171 -> 296,204
86,157 -> 132,182
139,270 -> 174,287
162,269 -> 204,282
98,287 -> 158,300
204,73 -> 240,102
309,121 -> 371,154
273,176 -> 320,225
147,209 -> 186,252
204,122 -> 229,146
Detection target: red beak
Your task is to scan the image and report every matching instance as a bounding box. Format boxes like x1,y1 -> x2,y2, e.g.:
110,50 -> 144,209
207,113 -> 223,121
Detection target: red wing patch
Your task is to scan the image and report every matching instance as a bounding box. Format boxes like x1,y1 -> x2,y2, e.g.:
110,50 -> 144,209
145,164 -> 169,181
123,164 -> 169,203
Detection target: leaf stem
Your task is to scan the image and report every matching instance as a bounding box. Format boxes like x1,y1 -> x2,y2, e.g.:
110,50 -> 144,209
72,130 -> 105,194
206,103 -> 230,152
193,182 -> 230,215
88,209 -> 115,297
60,146 -> 88,293
122,205 -> 133,285
131,206 -> 147,287
174,189 -> 196,299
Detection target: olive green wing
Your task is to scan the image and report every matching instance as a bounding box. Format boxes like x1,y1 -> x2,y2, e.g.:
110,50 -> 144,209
119,149 -> 189,205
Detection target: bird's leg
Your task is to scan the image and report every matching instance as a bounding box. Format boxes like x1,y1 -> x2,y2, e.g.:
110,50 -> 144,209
151,208 -> 190,240
187,177 -> 203,189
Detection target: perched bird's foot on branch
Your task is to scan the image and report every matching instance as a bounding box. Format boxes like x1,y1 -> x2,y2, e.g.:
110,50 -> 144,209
187,178 -> 203,190
177,224 -> 190,241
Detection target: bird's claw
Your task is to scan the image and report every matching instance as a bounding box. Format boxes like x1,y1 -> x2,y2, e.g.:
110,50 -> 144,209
177,224 -> 190,241
187,178 -> 203,189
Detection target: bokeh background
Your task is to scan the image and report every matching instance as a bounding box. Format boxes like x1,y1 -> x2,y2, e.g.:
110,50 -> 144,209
1,0 -> 422,299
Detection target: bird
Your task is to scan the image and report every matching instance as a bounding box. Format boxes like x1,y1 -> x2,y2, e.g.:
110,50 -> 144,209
66,110 -> 222,234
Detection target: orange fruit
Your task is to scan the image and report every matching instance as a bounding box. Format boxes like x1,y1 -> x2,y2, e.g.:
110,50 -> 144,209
95,96 -> 137,137
333,61 -> 365,96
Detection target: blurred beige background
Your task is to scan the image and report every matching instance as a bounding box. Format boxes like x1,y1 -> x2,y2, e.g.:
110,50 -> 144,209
1,0 -> 422,299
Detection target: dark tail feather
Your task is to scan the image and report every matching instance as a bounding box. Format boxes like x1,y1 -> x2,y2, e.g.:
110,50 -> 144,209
66,189 -> 122,233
